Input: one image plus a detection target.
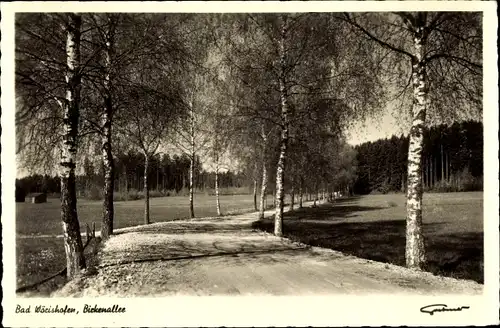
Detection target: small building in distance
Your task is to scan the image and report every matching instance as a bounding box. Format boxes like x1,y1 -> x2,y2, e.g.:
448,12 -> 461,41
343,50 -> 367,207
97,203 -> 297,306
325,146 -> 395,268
29,193 -> 47,204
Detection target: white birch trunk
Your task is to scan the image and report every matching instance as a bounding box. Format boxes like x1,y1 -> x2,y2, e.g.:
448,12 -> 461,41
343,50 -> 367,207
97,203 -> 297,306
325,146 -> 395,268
101,15 -> 115,240
259,126 -> 268,219
60,14 -> 85,278
273,15 -> 289,237
215,156 -> 221,216
189,103 -> 195,219
405,25 -> 428,269
144,153 -> 150,224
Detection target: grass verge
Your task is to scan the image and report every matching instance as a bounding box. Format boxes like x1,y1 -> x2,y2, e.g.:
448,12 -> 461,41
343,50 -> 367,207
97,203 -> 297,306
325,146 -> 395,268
252,195 -> 483,284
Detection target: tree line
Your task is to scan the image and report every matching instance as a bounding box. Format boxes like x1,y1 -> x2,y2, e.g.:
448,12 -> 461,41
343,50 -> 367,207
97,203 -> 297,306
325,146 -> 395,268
15,12 -> 481,279
16,151 -> 249,199
353,120 -> 483,195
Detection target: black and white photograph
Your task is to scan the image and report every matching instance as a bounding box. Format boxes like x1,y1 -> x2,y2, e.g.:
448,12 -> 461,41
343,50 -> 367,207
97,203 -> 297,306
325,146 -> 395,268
2,1 -> 498,327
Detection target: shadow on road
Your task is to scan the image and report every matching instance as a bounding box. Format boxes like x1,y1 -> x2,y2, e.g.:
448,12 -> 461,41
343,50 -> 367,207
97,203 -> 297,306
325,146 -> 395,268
114,222 -> 253,235
99,246 -> 313,269
284,203 -> 386,220
252,202 -> 483,283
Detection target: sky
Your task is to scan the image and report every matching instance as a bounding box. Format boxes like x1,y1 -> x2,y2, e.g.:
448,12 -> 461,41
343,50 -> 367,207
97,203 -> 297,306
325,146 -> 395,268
346,109 -> 407,146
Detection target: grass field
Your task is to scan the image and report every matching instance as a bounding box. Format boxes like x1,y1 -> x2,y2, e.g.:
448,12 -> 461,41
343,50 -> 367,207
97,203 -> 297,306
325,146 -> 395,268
252,192 -> 484,283
16,193 -> 273,293
16,192 -> 484,295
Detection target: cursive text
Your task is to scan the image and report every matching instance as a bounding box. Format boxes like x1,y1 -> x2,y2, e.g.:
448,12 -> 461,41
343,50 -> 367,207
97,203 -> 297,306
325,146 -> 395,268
420,304 -> 470,315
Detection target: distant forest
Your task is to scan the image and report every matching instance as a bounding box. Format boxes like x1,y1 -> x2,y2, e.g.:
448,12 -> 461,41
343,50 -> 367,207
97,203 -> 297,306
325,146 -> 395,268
353,120 -> 483,195
16,153 -> 249,200
17,120 -> 483,198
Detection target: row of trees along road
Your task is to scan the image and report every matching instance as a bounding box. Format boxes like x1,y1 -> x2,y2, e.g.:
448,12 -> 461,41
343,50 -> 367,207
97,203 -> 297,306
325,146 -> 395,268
354,121 -> 483,195
16,154 -> 249,198
16,12 -> 481,279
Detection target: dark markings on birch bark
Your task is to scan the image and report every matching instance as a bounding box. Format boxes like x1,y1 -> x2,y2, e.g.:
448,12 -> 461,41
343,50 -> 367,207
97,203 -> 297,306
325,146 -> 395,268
274,15 -> 289,237
60,13 -> 86,278
189,154 -> 195,219
259,126 -> 268,219
215,163 -> 221,216
189,102 -> 195,219
406,25 -> 428,270
101,15 -> 116,240
144,154 -> 150,224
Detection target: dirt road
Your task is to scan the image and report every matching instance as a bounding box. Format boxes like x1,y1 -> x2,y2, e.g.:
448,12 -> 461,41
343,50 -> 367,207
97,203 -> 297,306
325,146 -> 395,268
54,203 -> 482,296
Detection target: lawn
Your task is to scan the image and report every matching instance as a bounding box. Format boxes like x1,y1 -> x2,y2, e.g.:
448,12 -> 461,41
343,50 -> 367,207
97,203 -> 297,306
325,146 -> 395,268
16,192 -> 484,294
16,193 -> 273,293
252,192 -> 484,283
16,194 -> 274,236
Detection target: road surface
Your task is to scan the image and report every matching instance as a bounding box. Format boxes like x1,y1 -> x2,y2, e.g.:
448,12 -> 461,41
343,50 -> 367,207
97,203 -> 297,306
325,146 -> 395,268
53,202 -> 482,296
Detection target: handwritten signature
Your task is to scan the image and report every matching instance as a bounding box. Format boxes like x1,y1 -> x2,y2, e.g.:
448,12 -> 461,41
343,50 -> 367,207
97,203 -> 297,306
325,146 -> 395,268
420,304 -> 470,315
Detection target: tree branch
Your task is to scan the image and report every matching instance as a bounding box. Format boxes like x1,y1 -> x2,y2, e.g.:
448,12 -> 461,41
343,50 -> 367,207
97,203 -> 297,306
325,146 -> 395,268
342,13 -> 415,61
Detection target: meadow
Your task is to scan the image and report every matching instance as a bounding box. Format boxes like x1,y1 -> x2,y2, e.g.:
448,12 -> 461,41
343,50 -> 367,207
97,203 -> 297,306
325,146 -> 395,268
16,193 -> 273,293
16,192 -> 484,295
253,192 -> 484,283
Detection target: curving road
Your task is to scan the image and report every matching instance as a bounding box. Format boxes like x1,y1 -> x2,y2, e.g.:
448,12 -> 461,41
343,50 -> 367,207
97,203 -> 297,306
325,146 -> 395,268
53,202 -> 482,297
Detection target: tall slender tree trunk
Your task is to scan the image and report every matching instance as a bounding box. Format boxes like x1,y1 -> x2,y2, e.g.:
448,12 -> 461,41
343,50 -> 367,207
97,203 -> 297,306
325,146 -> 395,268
445,152 -> 450,182
422,157 -> 427,190
189,156 -> 195,218
156,163 -> 160,192
101,15 -> 116,240
428,157 -> 431,188
259,126 -> 268,219
253,169 -> 258,211
430,155 -> 433,188
189,102 -> 195,219
144,153 -> 150,224
405,24 -> 428,270
299,178 -> 303,208
440,141 -> 444,182
274,15 -> 289,237
290,185 -> 295,211
215,159 -> 221,216
433,156 -> 436,187
60,14 -> 85,278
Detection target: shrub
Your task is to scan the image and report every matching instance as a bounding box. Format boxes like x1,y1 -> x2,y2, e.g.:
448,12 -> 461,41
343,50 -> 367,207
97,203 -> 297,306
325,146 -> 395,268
430,170 -> 482,193
85,185 -> 103,200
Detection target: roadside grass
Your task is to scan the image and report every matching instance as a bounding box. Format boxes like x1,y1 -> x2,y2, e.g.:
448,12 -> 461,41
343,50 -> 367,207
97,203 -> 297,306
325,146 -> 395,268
16,194 -> 274,236
15,193 -> 273,293
16,236 -> 100,296
252,192 -> 484,283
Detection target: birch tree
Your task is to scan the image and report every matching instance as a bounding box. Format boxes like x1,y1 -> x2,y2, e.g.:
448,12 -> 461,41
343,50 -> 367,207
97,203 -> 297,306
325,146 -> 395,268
343,12 -> 482,269
217,13 -> 384,235
116,63 -> 183,224
204,75 -> 234,216
16,13 -> 74,175
169,20 -> 215,218
84,14 -> 119,240
60,13 -> 87,277
82,14 -> 187,235
170,72 -> 213,219
16,13 -> 92,278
